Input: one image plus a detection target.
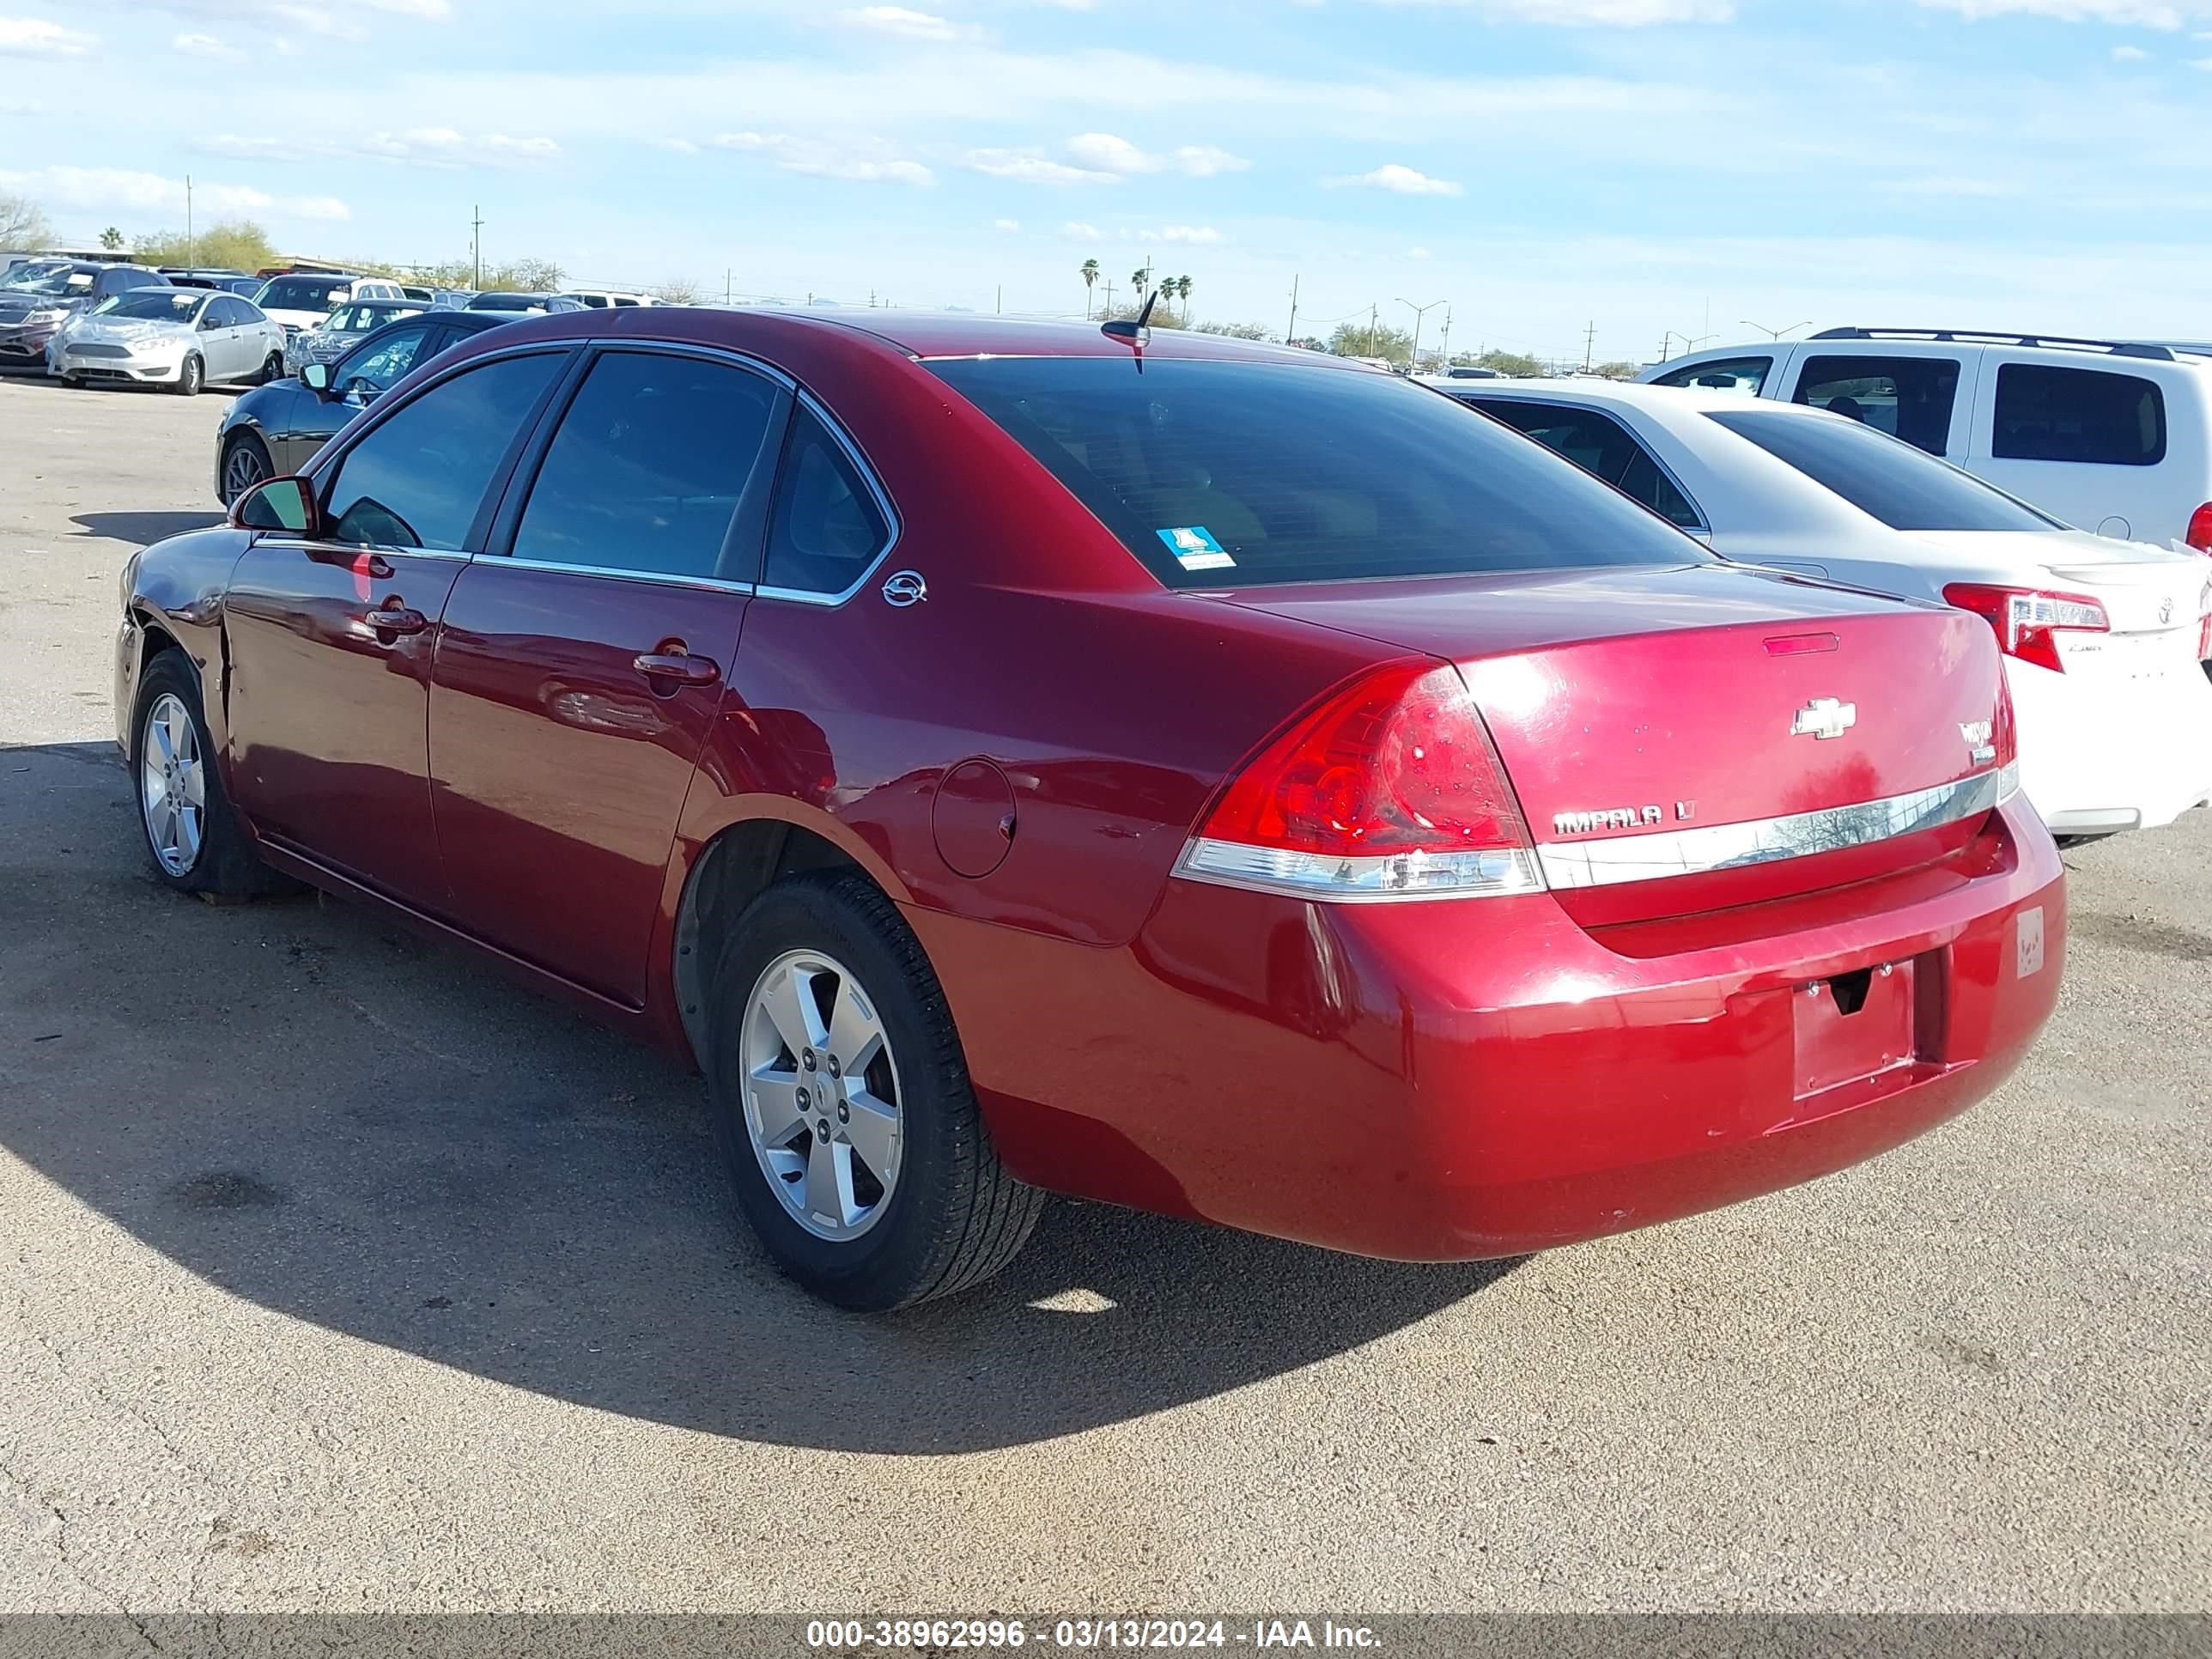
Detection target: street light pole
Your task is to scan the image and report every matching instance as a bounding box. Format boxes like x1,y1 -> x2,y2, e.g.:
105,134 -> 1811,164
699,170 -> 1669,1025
1398,297 -> 1446,374
1740,319 -> 1815,341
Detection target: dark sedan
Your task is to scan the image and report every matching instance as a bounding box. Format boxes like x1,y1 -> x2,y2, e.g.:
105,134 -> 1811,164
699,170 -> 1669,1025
213,308 -> 519,503
0,262 -> 171,371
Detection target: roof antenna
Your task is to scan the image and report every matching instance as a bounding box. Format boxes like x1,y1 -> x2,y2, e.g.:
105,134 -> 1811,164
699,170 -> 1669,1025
1101,287 -> 1158,361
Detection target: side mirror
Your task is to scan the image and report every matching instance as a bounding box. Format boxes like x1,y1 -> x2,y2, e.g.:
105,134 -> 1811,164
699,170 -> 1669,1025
301,360 -> 331,395
229,475 -> 319,538
198,313 -> 222,331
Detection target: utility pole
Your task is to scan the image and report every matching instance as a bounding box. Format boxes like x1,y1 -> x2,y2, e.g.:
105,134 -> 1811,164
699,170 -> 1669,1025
1285,273 -> 1299,346
471,204 -> 483,289
1437,305 -> 1451,367
1367,303 -> 1378,357
1583,319 -> 1596,372
726,269 -> 733,306
996,284 -> 1002,315
1399,297 -> 1446,374
185,175 -> 194,268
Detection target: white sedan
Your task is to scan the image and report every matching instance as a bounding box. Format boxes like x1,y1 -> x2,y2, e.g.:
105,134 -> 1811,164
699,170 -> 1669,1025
1431,377 -> 2212,840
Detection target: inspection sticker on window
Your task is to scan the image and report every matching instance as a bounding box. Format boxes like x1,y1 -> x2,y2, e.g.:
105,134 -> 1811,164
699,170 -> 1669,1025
2016,907 -> 2045,979
1158,526 -> 1235,572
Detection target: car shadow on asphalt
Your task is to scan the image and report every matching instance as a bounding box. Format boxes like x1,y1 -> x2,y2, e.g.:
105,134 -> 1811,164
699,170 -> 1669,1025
0,740 -> 1519,1455
71,510 -> 227,546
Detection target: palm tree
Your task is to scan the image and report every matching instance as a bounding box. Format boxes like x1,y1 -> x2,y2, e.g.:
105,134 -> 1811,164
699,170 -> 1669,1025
1079,258 -> 1099,319
99,226 -> 124,252
1176,275 -> 1193,315
1131,267 -> 1151,301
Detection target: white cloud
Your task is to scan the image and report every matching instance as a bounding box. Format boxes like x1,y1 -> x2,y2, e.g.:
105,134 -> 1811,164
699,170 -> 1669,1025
0,164 -> 348,221
1408,246 -> 1433,258
139,0 -> 451,41
1138,223 -> 1224,244
2112,41 -> 2152,55
657,137 -> 700,153
1380,0 -> 1732,18
1061,221 -> 1102,239
1915,0 -> 2211,26
834,4 -> 985,40
1064,131 -> 1251,177
0,15 -> 96,54
1324,162 -> 1464,196
172,30 -> 240,55
965,148 -> 1117,185
993,216 -> 1020,231
1885,174 -> 2027,198
201,128 -> 561,168
714,131 -> 934,185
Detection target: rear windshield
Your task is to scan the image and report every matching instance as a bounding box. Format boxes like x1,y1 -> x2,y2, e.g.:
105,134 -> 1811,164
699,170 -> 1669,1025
258,277 -> 349,311
927,356 -> 1706,587
1709,409 -> 2059,533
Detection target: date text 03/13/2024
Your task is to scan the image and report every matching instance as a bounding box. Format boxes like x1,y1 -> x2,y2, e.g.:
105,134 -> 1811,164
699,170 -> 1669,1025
804,1619 -> 1382,1650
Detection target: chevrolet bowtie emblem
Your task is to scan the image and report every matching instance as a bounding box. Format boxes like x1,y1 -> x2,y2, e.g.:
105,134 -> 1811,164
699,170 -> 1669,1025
1791,698 -> 1858,741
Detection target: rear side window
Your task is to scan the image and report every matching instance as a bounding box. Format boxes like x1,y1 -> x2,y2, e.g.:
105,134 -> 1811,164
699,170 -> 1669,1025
763,407 -> 893,597
1711,409 -> 2057,533
1652,356 -> 1771,396
1470,398 -> 1704,529
1993,365 -> 2166,466
511,351 -> 783,582
930,356 -> 1704,587
1792,355 -> 1960,456
322,352 -> 563,549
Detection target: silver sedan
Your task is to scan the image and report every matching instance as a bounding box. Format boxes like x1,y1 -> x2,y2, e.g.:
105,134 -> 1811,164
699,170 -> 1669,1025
48,289 -> 285,395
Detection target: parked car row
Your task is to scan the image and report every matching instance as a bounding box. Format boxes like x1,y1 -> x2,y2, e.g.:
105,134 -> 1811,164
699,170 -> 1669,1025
122,309 -> 2070,1313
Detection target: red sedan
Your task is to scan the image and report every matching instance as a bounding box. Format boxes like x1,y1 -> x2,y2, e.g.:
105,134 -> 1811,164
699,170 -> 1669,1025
114,310 -> 2065,1310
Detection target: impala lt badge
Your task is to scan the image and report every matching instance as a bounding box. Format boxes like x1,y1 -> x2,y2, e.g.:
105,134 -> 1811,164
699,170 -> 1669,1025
1553,805 -> 1664,837
1791,697 -> 1858,741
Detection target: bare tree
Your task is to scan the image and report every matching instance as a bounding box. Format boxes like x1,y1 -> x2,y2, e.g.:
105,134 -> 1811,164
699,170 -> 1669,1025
0,191 -> 53,251
653,277 -> 704,306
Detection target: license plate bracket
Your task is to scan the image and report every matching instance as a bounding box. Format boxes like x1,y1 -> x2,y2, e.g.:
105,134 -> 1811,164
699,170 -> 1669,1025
1793,960 -> 1917,1099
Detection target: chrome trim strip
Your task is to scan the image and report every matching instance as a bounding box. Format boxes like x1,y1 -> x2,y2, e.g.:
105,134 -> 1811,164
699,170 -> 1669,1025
1537,763 -> 2020,891
1173,839 -> 1546,904
497,556 -> 756,596
252,538 -> 471,562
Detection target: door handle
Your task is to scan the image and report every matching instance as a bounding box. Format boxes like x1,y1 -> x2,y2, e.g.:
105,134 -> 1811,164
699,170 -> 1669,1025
633,650 -> 721,689
363,605 -> 428,636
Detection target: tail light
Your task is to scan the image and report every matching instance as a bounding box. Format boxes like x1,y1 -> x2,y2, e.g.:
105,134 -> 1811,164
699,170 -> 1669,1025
1943,583 -> 2108,674
1176,661 -> 1542,902
2185,502 -> 2212,553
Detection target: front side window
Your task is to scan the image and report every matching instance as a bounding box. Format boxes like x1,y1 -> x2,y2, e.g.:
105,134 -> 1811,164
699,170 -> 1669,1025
930,356 -> 1704,589
1792,354 -> 1960,455
511,351 -> 783,581
1652,355 -> 1771,396
762,407 -> 893,597
1993,364 -> 2166,466
321,352 -> 564,549
258,276 -> 349,312
206,297 -> 246,327
334,325 -> 436,394
1711,409 -> 2058,532
1469,398 -> 1704,529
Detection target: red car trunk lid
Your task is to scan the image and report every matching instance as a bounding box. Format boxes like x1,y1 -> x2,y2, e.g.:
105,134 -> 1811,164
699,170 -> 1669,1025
1224,564 -> 2011,922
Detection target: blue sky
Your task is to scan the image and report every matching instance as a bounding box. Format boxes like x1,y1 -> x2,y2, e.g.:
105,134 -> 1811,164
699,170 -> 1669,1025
5,0 -> 2212,362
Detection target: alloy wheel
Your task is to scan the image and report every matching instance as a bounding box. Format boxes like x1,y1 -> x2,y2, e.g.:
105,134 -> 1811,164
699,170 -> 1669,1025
740,949 -> 904,1241
140,692 -> 205,877
223,442 -> 269,501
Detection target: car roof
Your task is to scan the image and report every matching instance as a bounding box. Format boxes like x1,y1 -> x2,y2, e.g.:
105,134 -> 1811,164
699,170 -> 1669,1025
1443,376 -> 1804,420
736,308 -> 1366,368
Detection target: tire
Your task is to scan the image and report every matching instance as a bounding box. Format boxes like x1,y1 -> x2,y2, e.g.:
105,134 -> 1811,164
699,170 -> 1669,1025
172,354 -> 204,398
705,871 -> 1042,1311
130,652 -> 288,899
219,432 -> 274,507
258,351 -> 284,386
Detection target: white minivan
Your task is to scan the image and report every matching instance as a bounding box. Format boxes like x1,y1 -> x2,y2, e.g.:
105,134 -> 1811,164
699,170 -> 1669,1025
1640,329 -> 2212,554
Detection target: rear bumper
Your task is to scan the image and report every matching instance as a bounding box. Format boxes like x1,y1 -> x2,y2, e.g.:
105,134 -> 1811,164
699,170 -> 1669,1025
2009,653 -> 2212,833
915,794 -> 2065,1261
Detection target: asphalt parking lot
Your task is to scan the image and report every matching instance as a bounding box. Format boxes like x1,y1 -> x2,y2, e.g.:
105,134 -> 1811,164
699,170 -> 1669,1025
1,370 -> 2207,1616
